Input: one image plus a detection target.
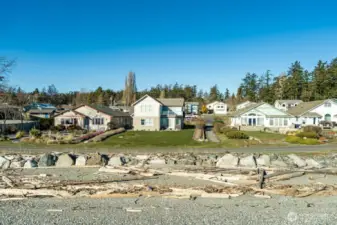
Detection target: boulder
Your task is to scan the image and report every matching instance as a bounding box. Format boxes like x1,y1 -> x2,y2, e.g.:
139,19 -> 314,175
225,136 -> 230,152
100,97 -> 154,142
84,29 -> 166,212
202,159 -> 215,167
55,154 -> 74,167
10,160 -> 25,168
108,156 -> 126,166
256,155 -> 271,167
0,156 -> 10,169
216,154 -> 239,168
135,155 -> 150,160
176,159 -> 196,166
86,153 -> 103,166
166,159 -> 177,165
24,159 -> 38,168
305,158 -> 323,169
271,160 -> 288,167
239,155 -> 257,167
38,153 -> 56,167
288,154 -> 307,168
75,155 -> 87,166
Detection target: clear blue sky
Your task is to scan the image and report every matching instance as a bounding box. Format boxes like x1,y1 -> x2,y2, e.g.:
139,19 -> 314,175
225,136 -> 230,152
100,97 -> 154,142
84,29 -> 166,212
2,0 -> 337,94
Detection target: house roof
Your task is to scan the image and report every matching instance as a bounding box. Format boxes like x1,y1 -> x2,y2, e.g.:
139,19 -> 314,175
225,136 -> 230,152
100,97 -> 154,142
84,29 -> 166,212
28,109 -> 56,114
157,98 -> 185,107
236,101 -> 251,106
229,102 -> 294,118
131,95 -> 163,106
86,104 -> 131,117
276,99 -> 303,104
287,100 -> 326,116
302,112 -> 322,118
54,110 -> 87,118
229,102 -> 262,116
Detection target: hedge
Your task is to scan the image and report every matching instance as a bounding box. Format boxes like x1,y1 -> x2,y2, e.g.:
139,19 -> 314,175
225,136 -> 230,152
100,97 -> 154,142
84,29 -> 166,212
226,131 -> 249,139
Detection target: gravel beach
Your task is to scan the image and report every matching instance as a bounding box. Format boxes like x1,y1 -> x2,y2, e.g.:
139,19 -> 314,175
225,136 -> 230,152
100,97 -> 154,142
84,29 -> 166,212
0,196 -> 336,225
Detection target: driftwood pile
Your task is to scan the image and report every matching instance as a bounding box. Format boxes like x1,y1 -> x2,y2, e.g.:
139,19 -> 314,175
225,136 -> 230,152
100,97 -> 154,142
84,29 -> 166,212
1,165 -> 337,200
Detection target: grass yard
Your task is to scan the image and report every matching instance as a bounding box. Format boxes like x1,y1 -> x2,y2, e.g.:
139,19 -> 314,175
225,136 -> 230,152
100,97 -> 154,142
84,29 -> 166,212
243,131 -> 286,140
87,129 -> 220,148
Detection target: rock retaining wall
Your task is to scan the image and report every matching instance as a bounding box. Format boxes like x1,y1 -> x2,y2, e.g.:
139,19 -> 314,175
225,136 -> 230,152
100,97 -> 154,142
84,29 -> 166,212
0,152 -> 336,169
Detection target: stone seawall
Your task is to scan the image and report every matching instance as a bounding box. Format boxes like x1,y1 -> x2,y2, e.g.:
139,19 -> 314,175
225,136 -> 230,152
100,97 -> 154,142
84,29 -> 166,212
0,152 -> 335,169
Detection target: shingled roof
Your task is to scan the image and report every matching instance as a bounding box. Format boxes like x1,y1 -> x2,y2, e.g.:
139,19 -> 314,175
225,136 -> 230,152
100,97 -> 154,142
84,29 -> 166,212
287,100 -> 325,116
88,105 -> 131,117
157,98 -> 184,107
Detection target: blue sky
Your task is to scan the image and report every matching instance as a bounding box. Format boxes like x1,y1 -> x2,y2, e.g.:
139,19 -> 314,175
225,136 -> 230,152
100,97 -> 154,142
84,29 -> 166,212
2,0 -> 337,93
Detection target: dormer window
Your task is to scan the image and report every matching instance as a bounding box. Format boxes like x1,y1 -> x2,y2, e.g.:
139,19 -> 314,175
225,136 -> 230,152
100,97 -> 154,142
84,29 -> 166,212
324,102 -> 332,107
282,104 -> 286,107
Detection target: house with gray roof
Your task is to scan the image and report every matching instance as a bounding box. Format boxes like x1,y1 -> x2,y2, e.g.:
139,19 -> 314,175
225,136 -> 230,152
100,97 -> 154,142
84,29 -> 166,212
132,95 -> 185,131
54,104 -> 132,131
274,100 -> 303,111
23,103 -> 57,119
229,102 -> 294,128
287,99 -> 337,126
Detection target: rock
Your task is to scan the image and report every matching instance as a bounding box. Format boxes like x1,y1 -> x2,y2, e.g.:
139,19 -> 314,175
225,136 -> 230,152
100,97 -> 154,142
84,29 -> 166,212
10,161 -> 25,168
239,155 -> 257,167
305,158 -> 323,169
202,159 -> 215,167
149,158 -> 166,165
176,159 -> 196,166
195,160 -> 203,166
75,155 -> 87,166
108,156 -> 126,166
216,154 -> 239,168
166,159 -> 177,165
55,154 -> 74,167
271,160 -> 288,167
256,155 -> 271,167
288,154 -> 307,168
86,153 -> 103,166
38,153 -> 56,167
24,159 -> 38,168
0,156 -> 10,169
135,155 -> 149,160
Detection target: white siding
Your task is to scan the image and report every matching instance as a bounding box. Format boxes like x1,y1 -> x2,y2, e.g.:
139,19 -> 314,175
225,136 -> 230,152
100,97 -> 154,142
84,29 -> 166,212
310,100 -> 337,122
75,106 -> 111,131
213,102 -> 227,115
134,96 -> 161,117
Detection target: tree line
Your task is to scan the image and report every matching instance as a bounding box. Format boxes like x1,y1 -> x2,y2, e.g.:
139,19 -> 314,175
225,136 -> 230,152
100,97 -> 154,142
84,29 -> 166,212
1,56 -> 337,109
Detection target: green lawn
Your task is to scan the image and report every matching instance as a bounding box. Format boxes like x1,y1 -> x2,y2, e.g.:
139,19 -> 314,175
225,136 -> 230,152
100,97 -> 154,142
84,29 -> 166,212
243,131 -> 286,140
87,129 -> 220,148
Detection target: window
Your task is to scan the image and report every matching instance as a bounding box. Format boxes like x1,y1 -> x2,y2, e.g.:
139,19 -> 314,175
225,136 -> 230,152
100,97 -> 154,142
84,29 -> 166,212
324,102 -> 331,107
325,114 -> 332,121
284,119 -> 288,126
282,104 -> 286,107
141,105 -> 152,112
176,118 -> 180,125
141,118 -> 153,126
93,118 -> 104,125
61,119 -> 65,125
269,119 -> 274,126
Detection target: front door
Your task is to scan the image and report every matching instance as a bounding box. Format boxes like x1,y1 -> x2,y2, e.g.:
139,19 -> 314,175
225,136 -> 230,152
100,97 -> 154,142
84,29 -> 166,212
313,118 -> 316,125
248,118 -> 252,126
253,118 -> 256,126
169,118 -> 175,130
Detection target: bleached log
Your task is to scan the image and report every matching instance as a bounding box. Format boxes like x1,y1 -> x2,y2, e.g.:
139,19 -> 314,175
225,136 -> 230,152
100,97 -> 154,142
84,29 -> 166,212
98,167 -> 130,174
2,176 -> 14,187
0,189 -> 72,198
254,194 -> 271,199
270,172 -> 305,181
200,193 -> 230,198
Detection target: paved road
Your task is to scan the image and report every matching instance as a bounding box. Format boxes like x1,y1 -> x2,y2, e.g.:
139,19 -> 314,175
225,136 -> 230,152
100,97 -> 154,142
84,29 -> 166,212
1,196 -> 336,225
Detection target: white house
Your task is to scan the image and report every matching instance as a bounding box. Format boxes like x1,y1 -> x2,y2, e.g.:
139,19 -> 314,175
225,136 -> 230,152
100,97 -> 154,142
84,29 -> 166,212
287,99 -> 337,126
229,102 -> 294,128
132,95 -> 185,131
274,100 -> 303,111
236,101 -> 255,111
54,104 -> 132,131
206,101 -> 227,115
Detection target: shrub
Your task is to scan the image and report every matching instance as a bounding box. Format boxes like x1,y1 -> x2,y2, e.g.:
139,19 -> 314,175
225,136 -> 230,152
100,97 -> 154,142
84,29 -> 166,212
285,136 -> 302,144
51,124 -> 65,132
285,136 -> 320,145
5,126 -> 17,134
67,125 -> 82,131
303,125 -> 322,135
213,122 -> 225,133
300,138 -> 320,145
296,132 -> 318,139
15,131 -> 25,139
220,126 -> 238,135
226,131 -> 249,139
39,118 -> 54,130
29,128 -> 41,138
